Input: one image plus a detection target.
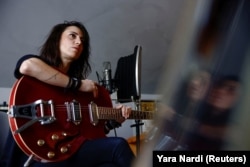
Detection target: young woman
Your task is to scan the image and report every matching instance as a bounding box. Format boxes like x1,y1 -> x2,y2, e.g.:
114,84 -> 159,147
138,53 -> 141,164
1,21 -> 134,167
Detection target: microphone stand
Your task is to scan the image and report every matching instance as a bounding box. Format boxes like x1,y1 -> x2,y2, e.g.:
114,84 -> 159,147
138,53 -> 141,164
130,96 -> 144,156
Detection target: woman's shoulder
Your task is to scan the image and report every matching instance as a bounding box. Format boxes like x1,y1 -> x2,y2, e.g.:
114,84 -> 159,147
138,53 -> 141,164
14,54 -> 40,79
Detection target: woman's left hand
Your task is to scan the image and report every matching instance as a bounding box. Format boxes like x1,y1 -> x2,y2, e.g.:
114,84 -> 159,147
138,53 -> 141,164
115,104 -> 131,123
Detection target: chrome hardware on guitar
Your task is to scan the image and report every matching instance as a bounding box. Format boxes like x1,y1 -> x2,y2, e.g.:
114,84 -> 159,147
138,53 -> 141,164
88,102 -> 99,126
65,100 -> 82,125
8,99 -> 56,134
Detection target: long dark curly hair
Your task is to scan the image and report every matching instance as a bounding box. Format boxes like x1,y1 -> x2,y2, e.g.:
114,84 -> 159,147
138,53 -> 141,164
39,21 -> 91,79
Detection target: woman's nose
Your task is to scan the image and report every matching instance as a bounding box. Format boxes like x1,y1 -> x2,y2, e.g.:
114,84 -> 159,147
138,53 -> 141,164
75,37 -> 82,45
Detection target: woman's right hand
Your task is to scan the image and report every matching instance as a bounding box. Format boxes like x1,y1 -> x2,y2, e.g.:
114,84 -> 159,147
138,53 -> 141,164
80,79 -> 98,97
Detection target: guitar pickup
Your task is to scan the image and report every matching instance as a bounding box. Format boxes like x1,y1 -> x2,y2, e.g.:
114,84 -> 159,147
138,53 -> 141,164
88,102 -> 99,126
65,100 -> 82,125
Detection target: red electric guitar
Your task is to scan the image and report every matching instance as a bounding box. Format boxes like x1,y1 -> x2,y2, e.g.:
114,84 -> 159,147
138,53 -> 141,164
8,76 -> 154,163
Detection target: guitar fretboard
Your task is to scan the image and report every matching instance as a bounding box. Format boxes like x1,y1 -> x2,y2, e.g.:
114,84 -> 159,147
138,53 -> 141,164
97,107 -> 154,120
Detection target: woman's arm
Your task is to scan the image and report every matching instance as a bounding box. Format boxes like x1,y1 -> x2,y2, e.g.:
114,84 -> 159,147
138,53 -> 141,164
20,57 -> 69,88
18,57 -> 98,96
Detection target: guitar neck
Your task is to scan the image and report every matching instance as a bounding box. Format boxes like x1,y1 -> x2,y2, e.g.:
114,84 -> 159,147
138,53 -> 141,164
97,107 -> 154,120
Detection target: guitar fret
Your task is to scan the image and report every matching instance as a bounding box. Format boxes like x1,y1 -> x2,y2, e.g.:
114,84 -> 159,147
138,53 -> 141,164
98,107 -> 122,120
96,107 -> 154,120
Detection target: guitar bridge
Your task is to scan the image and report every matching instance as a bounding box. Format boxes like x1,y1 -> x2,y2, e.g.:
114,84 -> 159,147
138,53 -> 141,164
8,99 -> 56,133
65,100 -> 82,125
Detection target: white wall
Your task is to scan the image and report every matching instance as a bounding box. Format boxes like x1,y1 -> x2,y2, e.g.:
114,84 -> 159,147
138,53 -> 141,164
0,0 -> 185,94
0,87 -> 11,105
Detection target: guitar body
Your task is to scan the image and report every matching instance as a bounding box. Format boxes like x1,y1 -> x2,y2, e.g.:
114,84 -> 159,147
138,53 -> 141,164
8,76 -> 112,162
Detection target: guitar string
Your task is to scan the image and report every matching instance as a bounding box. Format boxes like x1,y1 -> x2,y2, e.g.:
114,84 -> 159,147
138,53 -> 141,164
54,105 -> 120,111
54,105 -> 152,114
38,105 -> 154,119
53,105 -> 150,112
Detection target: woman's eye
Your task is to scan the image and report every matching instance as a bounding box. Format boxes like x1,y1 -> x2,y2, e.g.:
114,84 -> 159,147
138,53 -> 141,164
69,33 -> 76,39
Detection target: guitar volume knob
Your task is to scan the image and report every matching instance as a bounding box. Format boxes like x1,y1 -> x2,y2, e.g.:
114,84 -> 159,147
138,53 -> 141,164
37,139 -> 45,146
60,146 -> 68,153
51,134 -> 59,140
47,151 -> 55,159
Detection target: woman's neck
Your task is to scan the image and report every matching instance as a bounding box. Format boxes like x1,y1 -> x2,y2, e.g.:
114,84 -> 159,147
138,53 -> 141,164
59,63 -> 71,74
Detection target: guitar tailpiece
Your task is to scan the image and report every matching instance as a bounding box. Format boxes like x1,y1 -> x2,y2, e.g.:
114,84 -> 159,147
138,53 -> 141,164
23,154 -> 34,167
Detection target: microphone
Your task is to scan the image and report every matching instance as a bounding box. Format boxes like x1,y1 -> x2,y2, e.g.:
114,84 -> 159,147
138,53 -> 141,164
103,62 -> 113,94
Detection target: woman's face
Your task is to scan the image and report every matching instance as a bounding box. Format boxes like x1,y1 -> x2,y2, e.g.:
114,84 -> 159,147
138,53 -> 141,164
207,80 -> 240,110
59,26 -> 84,63
187,71 -> 211,101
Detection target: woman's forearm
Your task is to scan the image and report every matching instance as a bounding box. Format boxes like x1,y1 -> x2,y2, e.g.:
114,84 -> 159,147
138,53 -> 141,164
19,57 -> 69,88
